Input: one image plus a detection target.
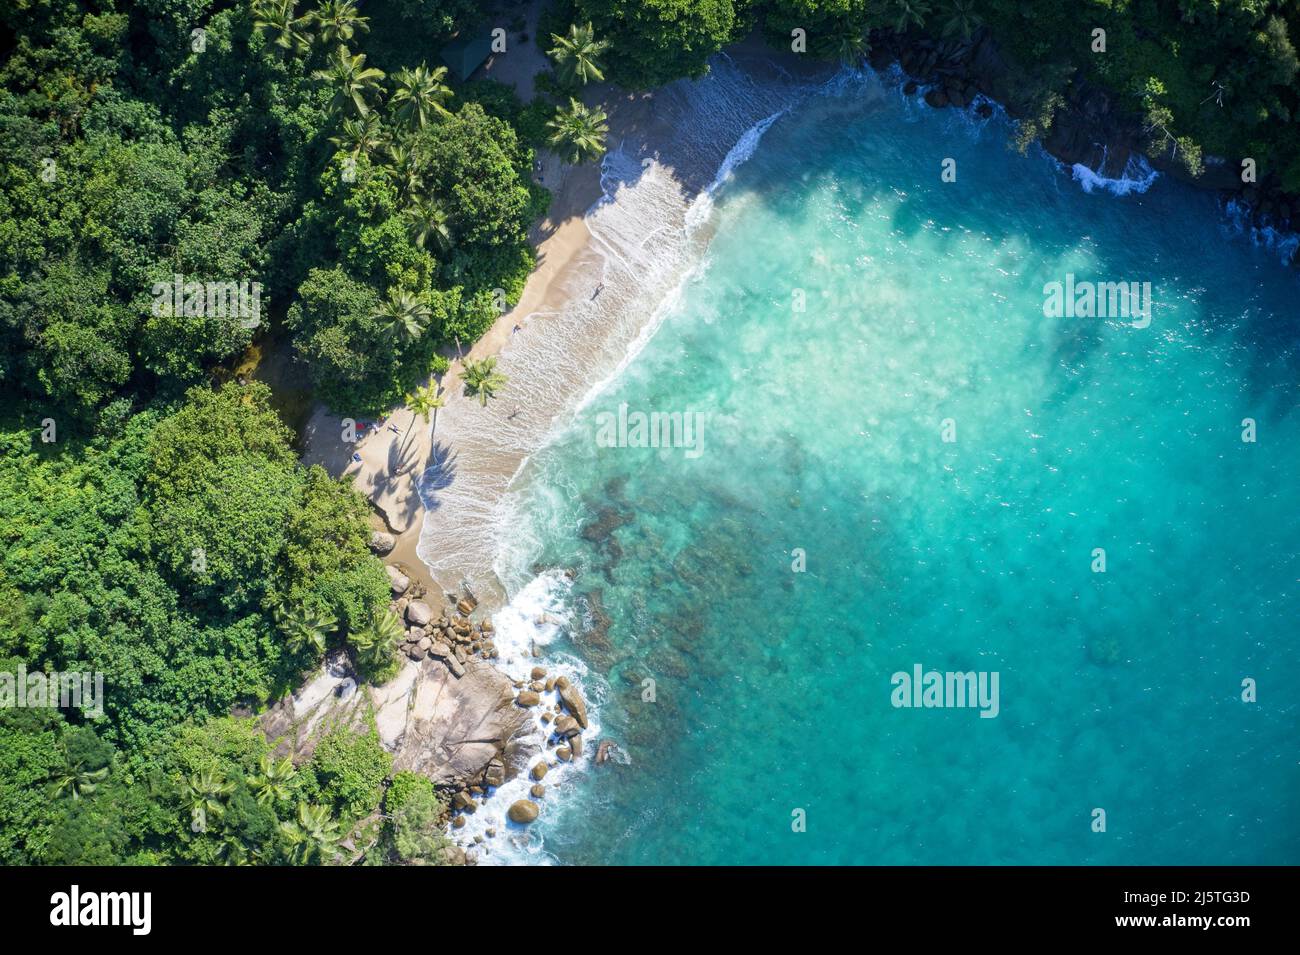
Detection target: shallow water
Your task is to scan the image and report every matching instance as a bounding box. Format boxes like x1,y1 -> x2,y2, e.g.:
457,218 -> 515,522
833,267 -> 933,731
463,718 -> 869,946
487,69 -> 1300,865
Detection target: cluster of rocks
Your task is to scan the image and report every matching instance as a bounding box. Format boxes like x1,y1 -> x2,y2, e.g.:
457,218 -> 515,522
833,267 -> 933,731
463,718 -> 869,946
368,540 -> 620,845
446,663 -> 602,832
500,669 -> 594,826
389,588 -> 502,679
883,34 -> 999,114
1235,184 -> 1297,242
447,755 -> 506,832
446,748 -> 545,839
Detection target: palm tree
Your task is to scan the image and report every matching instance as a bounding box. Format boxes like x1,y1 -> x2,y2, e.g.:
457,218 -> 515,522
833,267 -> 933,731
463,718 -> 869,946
826,28 -> 870,66
312,47 -> 386,118
183,768 -> 234,831
940,0 -> 981,41
391,63 -> 454,130
350,609 -> 403,672
249,754 -> 297,807
405,380 -> 445,438
312,0 -> 369,47
329,113 -> 387,159
49,751 -> 109,801
281,802 -> 341,864
545,98 -> 609,165
889,0 -> 933,33
383,142 -> 423,200
253,0 -> 312,59
218,837 -> 251,866
459,356 -> 508,407
372,288 -> 431,345
273,602 -> 336,656
548,22 -> 610,86
405,196 -> 453,254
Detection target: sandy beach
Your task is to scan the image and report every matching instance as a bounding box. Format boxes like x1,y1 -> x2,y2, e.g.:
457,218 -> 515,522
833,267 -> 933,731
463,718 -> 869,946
299,12 -> 824,605
299,8 -> 654,602
297,0 -> 602,600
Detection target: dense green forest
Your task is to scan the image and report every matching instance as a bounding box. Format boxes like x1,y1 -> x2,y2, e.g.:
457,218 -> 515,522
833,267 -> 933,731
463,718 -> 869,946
0,0 -> 549,866
2,0 -> 1297,866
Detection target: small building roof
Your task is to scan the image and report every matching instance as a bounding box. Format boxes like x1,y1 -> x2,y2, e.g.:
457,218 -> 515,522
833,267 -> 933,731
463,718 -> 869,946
440,30 -> 494,83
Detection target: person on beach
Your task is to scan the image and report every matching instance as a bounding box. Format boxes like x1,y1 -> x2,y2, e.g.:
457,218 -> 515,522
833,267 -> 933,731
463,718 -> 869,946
592,283 -> 604,300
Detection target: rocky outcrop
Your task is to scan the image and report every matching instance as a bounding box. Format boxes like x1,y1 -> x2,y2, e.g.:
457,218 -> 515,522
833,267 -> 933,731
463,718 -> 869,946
482,756 -> 506,788
390,658 -> 531,786
269,584 -> 599,851
385,565 -> 410,596
596,739 -> 623,765
875,29 -> 1297,260
260,651 -> 371,763
260,650 -> 530,789
369,531 -> 396,555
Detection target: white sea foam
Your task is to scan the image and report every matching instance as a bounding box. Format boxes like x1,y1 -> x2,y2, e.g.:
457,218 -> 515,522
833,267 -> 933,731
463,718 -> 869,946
1071,150 -> 1159,196
877,56 -> 1158,197
684,108 -> 786,233
446,570 -> 609,865
570,105 -> 788,420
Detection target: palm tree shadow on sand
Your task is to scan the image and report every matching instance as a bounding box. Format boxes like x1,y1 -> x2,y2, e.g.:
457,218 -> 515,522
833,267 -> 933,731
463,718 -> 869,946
414,441 -> 458,513
383,427 -> 423,478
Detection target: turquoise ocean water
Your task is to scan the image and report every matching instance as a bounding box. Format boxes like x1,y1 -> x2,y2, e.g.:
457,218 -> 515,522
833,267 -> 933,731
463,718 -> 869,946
491,73 -> 1300,865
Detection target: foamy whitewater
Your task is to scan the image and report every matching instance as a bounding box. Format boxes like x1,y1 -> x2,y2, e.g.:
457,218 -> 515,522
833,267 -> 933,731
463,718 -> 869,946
439,57 -> 1300,865
444,570 -> 604,862
1071,150 -> 1160,196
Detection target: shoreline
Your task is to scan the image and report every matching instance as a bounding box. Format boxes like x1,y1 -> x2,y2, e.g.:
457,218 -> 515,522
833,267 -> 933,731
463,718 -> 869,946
303,28 -> 1299,621
297,106 -> 613,612
289,27 -> 1300,864
298,0 -> 611,612
300,34 -> 827,607
871,30 -> 1300,257
338,174 -> 606,612
407,39 -> 830,598
292,35 -> 826,864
